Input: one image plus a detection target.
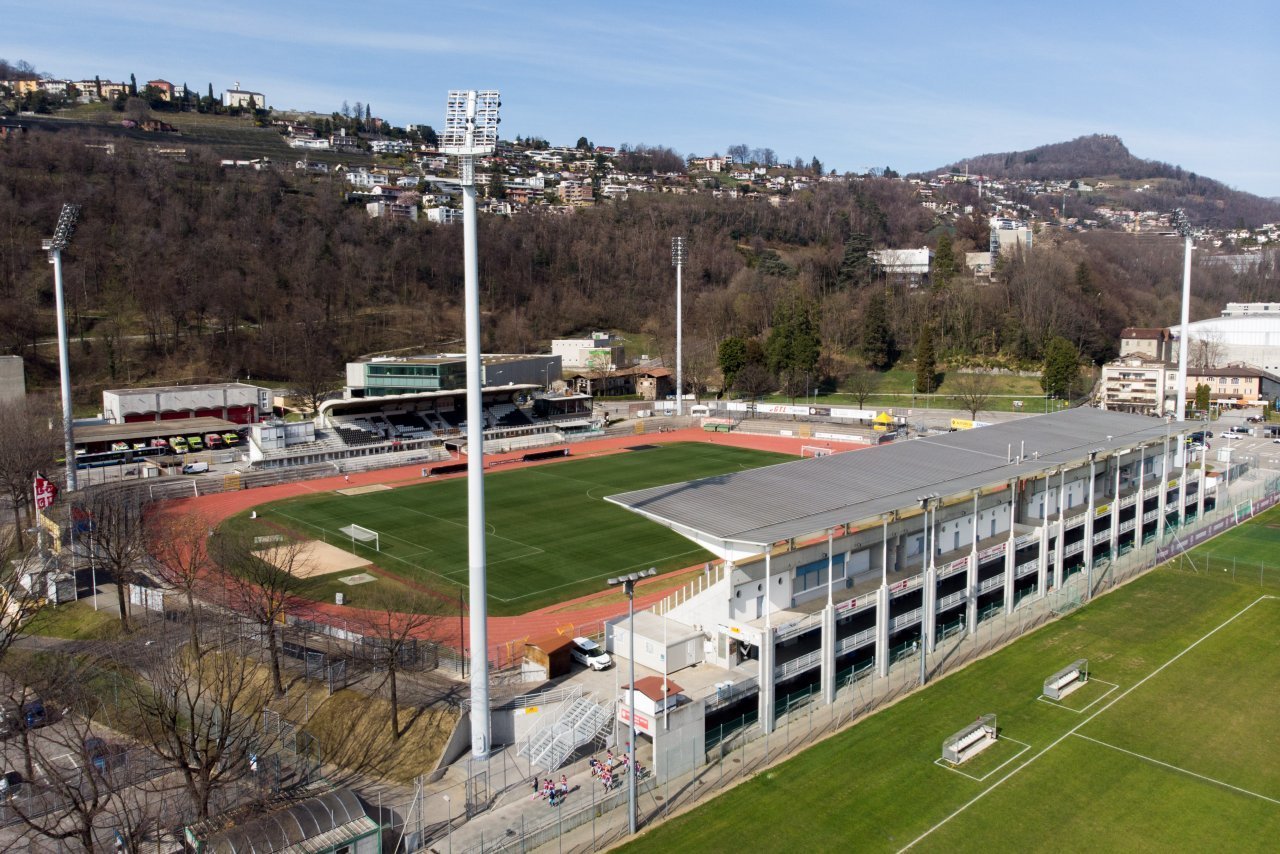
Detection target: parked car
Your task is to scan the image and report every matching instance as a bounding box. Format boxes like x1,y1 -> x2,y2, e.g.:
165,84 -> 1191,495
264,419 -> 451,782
570,637 -> 612,670
84,737 -> 126,774
0,770 -> 22,799
182,461 -> 209,475
0,700 -> 47,736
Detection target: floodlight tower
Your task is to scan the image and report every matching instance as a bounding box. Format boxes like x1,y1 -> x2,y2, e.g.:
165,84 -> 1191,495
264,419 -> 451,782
1174,210 -> 1193,424
441,89 -> 501,759
671,237 -> 686,416
42,203 -> 81,492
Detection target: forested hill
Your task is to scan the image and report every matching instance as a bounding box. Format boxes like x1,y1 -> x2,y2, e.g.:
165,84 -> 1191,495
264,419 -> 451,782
1,125 -> 1276,404
928,134 -> 1280,228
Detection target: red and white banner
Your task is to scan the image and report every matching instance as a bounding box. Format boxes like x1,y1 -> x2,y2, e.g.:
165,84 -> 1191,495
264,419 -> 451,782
33,475 -> 57,511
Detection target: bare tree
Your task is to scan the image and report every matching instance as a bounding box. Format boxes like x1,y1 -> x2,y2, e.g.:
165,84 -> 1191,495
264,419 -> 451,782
1189,333 -> 1225,372
146,508 -> 214,657
949,371 -> 997,418
76,486 -> 151,633
733,362 -> 776,400
2,655 -> 162,852
0,396 -> 62,550
129,635 -> 277,821
845,365 -> 880,408
355,590 -> 442,741
214,531 -> 306,696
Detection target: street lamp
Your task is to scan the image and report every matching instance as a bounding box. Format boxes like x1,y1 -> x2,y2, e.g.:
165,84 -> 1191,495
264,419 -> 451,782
608,566 -> 656,836
442,89 -> 501,760
672,237 -> 686,417
441,794 -> 452,854
42,203 -> 80,492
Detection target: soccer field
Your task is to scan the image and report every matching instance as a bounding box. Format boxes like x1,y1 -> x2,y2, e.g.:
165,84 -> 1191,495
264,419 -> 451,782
624,509 -> 1280,853
251,443 -> 790,615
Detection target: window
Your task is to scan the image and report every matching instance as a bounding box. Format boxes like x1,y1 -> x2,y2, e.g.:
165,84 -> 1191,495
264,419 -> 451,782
954,531 -> 960,550
990,519 -> 997,537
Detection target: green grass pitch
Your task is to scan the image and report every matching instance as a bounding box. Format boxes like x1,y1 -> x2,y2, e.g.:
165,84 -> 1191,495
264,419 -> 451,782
623,508 -> 1280,853
250,443 -> 791,615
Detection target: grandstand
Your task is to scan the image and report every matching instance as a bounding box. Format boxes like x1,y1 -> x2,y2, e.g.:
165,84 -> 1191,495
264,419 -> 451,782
243,385 -> 585,469
604,408 -> 1210,749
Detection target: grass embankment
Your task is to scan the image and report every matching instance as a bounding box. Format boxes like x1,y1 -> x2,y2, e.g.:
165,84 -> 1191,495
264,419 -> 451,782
26,600 -> 126,641
763,370 -> 1058,414
624,509 -> 1280,853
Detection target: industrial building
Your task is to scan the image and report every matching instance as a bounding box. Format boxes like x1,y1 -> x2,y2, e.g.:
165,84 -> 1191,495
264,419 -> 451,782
102,382 -> 272,424
344,353 -> 560,398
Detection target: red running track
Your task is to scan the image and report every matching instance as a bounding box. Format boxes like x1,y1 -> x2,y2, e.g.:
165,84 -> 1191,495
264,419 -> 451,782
174,428 -> 860,650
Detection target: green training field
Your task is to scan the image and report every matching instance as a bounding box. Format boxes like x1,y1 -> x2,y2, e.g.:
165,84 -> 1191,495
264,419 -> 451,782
250,443 -> 790,615
625,508 -> 1280,853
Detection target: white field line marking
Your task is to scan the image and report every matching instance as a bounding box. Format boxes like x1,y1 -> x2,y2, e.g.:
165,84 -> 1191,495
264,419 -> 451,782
1071,733 -> 1280,806
899,595 -> 1277,852
934,737 -> 1032,782
1035,679 -> 1120,714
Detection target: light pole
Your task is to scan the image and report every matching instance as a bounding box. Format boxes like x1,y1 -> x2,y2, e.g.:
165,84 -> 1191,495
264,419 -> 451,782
441,794 -> 452,854
608,566 -> 656,836
42,203 -> 80,493
1174,209 -> 1193,427
442,88 -> 501,759
672,237 -> 686,416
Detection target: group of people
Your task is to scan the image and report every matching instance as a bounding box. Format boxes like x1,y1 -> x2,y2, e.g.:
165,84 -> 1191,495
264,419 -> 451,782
532,774 -> 570,807
588,748 -> 646,792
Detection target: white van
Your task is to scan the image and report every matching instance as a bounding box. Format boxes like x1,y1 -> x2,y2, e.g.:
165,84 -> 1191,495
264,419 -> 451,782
570,637 -> 612,670
182,461 -> 209,475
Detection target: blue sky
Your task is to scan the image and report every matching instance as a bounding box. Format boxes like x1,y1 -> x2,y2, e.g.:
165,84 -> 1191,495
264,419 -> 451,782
5,0 -> 1278,196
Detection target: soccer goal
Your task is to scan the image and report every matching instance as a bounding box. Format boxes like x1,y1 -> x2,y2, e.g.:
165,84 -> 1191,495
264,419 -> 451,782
339,524 -> 380,552
1043,659 -> 1089,700
801,445 -> 834,458
941,714 -> 998,765
1235,499 -> 1254,524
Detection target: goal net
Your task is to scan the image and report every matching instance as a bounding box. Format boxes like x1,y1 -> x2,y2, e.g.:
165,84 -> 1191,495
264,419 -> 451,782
339,524 -> 380,552
801,445 -> 834,458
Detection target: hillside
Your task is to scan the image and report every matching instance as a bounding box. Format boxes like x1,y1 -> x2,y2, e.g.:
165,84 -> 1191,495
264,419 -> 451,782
929,134 -> 1280,228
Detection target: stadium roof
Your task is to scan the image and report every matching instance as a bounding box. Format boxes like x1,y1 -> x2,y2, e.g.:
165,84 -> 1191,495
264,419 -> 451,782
606,408 -> 1183,558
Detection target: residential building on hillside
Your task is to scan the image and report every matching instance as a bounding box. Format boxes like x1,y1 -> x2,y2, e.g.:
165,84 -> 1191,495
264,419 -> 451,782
145,79 -> 174,100
870,247 -> 932,288
990,218 -> 1034,255
223,86 -> 265,109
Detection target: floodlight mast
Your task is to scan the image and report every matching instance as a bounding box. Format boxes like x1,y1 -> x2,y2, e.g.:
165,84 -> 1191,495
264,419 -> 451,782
1174,210 -> 1193,426
671,237 -> 685,417
442,89 -> 500,759
42,203 -> 80,493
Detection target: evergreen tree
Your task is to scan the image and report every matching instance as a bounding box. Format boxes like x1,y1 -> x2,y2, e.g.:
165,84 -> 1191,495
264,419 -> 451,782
1194,383 -> 1211,412
1041,336 -> 1081,399
915,325 -> 938,394
718,336 -> 748,392
837,232 -> 873,288
933,233 -> 957,285
860,289 -> 894,370
766,293 -> 821,400
129,73 -> 137,96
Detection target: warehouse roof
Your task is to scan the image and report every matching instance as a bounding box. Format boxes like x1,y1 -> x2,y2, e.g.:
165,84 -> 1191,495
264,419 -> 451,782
607,408 -> 1181,553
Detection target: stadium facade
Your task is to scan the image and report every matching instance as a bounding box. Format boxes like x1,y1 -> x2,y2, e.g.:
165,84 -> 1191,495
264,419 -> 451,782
607,408 -> 1208,738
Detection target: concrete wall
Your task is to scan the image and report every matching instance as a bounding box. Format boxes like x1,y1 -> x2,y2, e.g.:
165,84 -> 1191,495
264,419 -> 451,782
0,356 -> 23,402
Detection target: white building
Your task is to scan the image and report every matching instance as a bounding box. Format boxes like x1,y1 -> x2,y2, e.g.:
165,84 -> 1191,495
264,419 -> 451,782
425,207 -> 463,225
551,332 -> 626,370
870,247 -> 932,287
1172,304 -> 1280,375
222,87 -> 266,109
990,218 -> 1034,255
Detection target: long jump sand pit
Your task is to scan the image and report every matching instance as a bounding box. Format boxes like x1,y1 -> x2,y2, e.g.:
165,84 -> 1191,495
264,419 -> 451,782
254,539 -> 372,577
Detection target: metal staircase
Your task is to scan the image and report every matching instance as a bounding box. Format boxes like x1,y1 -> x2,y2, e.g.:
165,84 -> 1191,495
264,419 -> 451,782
518,689 -> 614,772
